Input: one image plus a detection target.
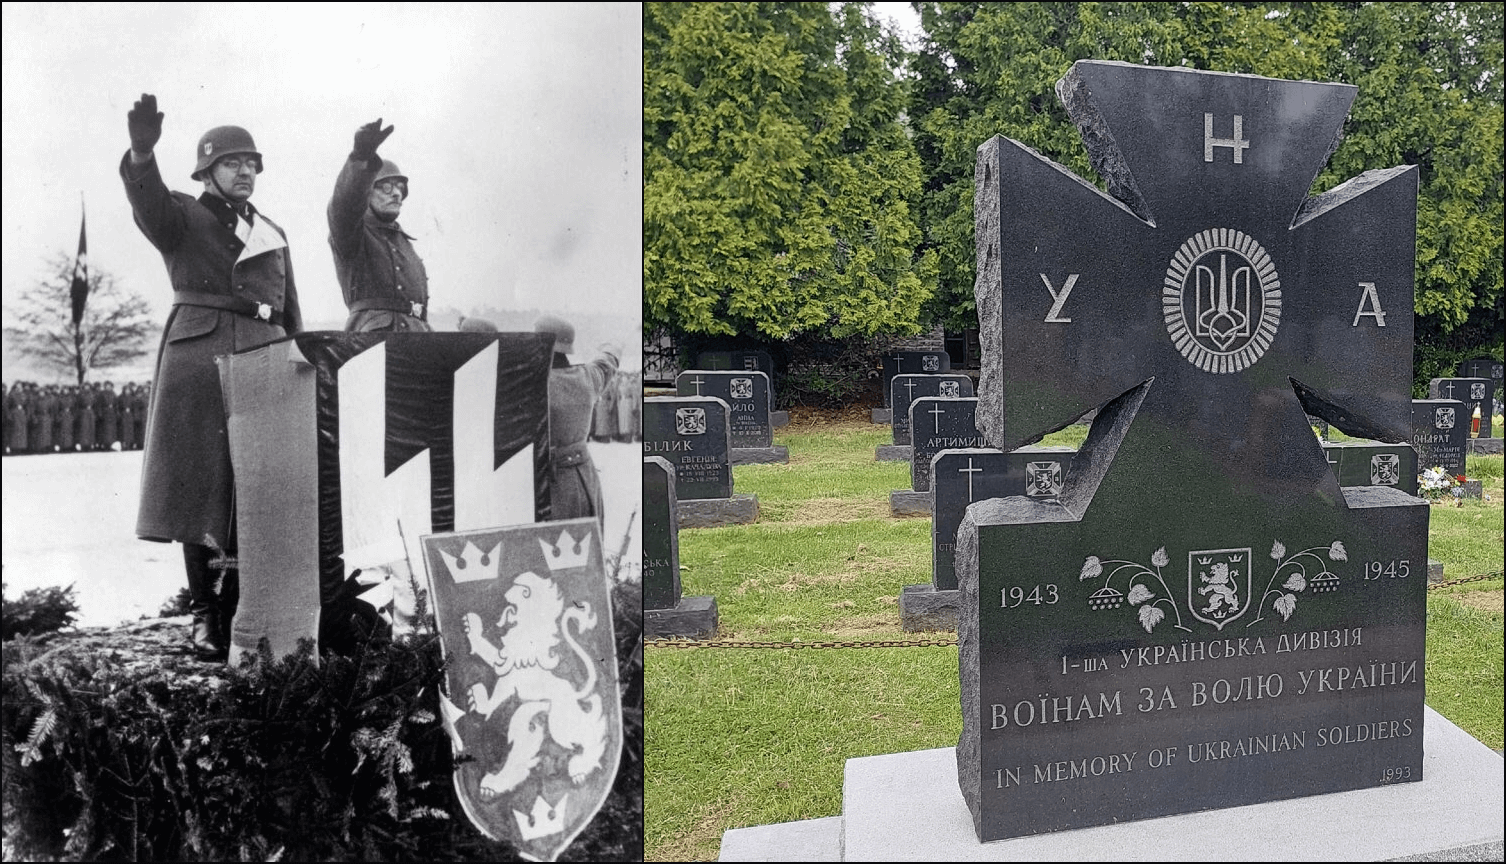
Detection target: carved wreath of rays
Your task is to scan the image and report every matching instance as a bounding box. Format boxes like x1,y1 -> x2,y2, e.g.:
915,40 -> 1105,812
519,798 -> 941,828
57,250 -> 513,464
1248,539 -> 1347,626
1163,228 -> 1282,374
1080,547 -> 1191,634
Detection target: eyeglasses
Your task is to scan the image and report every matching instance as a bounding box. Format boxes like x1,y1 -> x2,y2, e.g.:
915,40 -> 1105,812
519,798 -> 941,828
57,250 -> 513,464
216,156 -> 261,174
374,180 -> 407,196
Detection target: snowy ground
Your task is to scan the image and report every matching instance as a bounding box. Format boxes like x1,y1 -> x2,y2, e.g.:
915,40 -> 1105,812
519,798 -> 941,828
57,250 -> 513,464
1,442 -> 641,627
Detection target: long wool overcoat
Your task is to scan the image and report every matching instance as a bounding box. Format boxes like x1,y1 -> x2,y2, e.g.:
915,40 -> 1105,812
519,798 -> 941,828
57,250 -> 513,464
548,351 -> 619,522
121,153 -> 302,547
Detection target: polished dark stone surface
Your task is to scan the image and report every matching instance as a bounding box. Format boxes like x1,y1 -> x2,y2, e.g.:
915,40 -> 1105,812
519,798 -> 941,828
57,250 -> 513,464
882,350 -> 952,407
696,349 -> 774,376
1411,399 -> 1469,477
908,397 -> 986,492
643,396 -> 733,500
1456,357 -> 1503,387
1321,441 -> 1418,496
643,456 -> 681,611
891,374 -> 975,445
932,447 -> 1074,592
677,370 -> 774,448
960,60 -> 1426,843
645,594 -> 719,641
1428,378 -> 1494,438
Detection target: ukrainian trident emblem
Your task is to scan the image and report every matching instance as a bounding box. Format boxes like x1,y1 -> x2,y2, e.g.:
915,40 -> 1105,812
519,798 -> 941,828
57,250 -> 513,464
422,519 -> 621,861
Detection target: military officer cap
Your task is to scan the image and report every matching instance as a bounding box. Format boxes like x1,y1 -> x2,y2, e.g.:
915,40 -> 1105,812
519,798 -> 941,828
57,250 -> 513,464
533,314 -> 575,355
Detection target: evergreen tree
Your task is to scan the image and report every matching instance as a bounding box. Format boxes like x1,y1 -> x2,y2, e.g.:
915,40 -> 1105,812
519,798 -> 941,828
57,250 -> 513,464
645,2 -> 937,341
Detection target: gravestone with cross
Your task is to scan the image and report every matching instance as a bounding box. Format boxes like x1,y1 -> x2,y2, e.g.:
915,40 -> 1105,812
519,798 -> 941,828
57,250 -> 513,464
1321,441 -> 1418,496
891,374 -> 976,446
697,349 -> 773,375
956,61 -> 1427,842
900,446 -> 1076,631
643,456 -> 718,639
643,396 -> 759,528
1411,399 -> 1468,478
881,350 -> 951,408
1456,357 -> 1502,388
1428,378 -> 1493,438
675,370 -> 785,462
909,397 -> 987,493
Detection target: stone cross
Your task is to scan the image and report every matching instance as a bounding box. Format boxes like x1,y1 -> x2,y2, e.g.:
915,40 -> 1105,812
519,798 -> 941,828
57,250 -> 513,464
959,60 -> 1427,843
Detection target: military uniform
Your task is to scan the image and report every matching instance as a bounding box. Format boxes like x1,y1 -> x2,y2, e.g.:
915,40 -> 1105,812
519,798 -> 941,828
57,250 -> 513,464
328,157 -> 430,332
121,151 -> 301,547
548,351 -> 620,521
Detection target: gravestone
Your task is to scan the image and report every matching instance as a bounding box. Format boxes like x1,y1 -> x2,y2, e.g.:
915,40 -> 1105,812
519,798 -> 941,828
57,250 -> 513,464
1428,377 -> 1493,438
955,60 -> 1427,842
875,350 -> 952,423
909,397 -> 986,493
1456,356 -> 1503,388
643,457 -> 718,639
1321,441 -> 1418,496
643,396 -> 758,528
901,446 -> 1076,632
1410,399 -> 1468,478
892,374 -> 975,446
696,349 -> 788,426
676,370 -> 787,463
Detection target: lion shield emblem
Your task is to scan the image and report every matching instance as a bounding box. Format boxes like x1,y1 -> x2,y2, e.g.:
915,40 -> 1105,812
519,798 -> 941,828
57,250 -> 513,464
423,519 -> 622,861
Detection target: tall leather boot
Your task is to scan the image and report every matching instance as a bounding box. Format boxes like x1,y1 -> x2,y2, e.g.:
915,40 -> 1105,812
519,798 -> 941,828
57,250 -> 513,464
183,543 -> 226,661
216,564 -> 240,662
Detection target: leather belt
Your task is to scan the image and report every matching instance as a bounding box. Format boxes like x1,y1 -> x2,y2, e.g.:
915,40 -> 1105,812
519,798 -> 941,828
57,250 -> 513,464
172,291 -> 283,327
350,297 -> 426,320
553,442 -> 591,468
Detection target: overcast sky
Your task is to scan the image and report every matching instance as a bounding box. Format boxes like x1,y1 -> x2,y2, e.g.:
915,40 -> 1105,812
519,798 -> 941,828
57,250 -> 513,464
1,2 -> 642,341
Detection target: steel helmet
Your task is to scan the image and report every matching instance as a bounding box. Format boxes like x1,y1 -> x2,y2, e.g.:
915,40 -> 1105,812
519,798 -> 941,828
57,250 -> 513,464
372,159 -> 408,198
533,314 -> 575,355
191,126 -> 263,179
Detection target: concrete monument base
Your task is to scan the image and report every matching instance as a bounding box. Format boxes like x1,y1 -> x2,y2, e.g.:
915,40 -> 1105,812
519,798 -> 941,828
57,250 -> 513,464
731,446 -> 789,465
1462,478 -> 1484,499
1428,558 -> 1445,583
889,489 -> 932,517
875,444 -> 912,462
898,583 -> 959,631
679,494 -> 760,529
645,595 -> 718,640
1467,437 -> 1502,455
719,706 -> 1503,862
771,410 -> 790,428
871,408 -> 892,424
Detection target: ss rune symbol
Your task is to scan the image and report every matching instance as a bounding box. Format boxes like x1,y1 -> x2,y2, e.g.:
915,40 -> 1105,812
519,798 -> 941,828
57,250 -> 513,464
1435,407 -> 1455,430
730,377 -> 753,400
676,407 -> 707,435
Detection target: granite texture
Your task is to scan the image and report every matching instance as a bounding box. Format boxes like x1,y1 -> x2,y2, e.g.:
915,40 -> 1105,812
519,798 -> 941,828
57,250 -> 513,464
644,395 -> 735,500
1468,437 -> 1503,455
1429,378 -> 1494,438
871,408 -> 892,425
908,397 -> 985,492
1412,399 -> 1469,477
677,493 -> 759,529
645,594 -> 719,641
891,374 -> 976,445
696,350 -> 774,377
889,489 -> 932,517
643,457 -> 681,610
898,583 -> 961,632
875,444 -> 912,462
730,446 -> 789,465
881,350 -> 952,407
931,447 -> 1074,592
678,370 -> 775,449
771,410 -> 790,428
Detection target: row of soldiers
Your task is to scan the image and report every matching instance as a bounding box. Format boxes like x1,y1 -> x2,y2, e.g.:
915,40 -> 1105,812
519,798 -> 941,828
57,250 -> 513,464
590,369 -> 644,443
3,380 -> 150,456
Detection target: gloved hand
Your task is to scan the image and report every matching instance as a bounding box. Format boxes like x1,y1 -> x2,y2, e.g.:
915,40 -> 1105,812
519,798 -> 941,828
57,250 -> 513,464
128,93 -> 163,154
353,118 -> 394,160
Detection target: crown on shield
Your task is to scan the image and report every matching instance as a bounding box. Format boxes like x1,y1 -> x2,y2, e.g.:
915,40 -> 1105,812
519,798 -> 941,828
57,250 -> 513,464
514,793 -> 568,842
437,540 -> 501,584
538,529 -> 591,571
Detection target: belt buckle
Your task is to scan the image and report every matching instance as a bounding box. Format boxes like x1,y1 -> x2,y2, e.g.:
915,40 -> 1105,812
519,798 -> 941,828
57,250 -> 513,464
410,302 -> 424,318
256,303 -> 272,321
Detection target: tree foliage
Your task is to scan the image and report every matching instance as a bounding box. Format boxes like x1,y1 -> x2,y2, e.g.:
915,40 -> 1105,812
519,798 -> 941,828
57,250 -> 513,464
4,252 -> 156,384
909,1 -> 1503,359
644,2 -> 937,341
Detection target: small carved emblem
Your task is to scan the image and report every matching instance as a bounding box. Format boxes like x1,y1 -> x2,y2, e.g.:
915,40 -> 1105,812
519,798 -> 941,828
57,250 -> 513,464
675,407 -> 706,436
1470,382 -> 1486,400
940,380 -> 960,398
921,354 -> 940,372
1189,548 -> 1252,630
1435,407 -> 1455,430
1370,454 -> 1400,486
1025,461 -> 1062,497
1164,228 -> 1282,374
730,377 -> 753,400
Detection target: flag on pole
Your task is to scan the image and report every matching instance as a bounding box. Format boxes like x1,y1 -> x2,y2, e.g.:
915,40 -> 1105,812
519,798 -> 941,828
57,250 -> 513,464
70,203 -> 88,326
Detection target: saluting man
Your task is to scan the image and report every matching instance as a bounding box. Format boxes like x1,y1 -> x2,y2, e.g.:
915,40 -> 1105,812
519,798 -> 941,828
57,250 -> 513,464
328,119 -> 430,331
534,314 -> 620,522
120,93 -> 302,661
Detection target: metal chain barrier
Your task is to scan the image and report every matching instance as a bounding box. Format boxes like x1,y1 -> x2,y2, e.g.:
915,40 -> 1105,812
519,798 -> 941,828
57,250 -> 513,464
647,571 -> 1503,650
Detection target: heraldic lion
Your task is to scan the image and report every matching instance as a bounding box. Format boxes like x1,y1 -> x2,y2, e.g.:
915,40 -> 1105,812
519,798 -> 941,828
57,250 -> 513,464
462,571 -> 608,798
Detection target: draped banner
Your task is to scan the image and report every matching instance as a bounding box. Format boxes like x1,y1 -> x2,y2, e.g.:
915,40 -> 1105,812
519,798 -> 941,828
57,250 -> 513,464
218,332 -> 554,663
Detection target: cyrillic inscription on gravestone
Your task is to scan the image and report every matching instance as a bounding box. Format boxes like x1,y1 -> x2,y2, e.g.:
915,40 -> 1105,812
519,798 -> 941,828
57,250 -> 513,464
642,396 -> 733,500
882,350 -> 952,407
676,370 -> 773,448
892,374 -> 975,446
909,397 -> 986,492
421,519 -> 620,862
1428,378 -> 1493,438
959,60 -> 1426,842
1411,399 -> 1468,478
643,457 -> 680,610
932,448 -> 1074,593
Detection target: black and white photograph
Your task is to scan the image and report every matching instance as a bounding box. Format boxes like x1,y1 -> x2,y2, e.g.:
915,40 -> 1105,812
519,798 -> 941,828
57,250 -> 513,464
3,3 -> 642,860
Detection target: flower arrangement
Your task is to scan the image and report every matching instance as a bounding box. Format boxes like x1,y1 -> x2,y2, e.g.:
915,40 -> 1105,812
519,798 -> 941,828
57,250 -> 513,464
1418,466 -> 1464,503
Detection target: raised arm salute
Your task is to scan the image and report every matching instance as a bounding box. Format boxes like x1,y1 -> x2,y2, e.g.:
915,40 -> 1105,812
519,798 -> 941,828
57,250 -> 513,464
328,118 -> 431,332
120,93 -> 301,661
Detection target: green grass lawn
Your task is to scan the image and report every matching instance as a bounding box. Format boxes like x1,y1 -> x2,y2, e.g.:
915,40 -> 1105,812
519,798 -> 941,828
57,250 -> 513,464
648,414 -> 1505,862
